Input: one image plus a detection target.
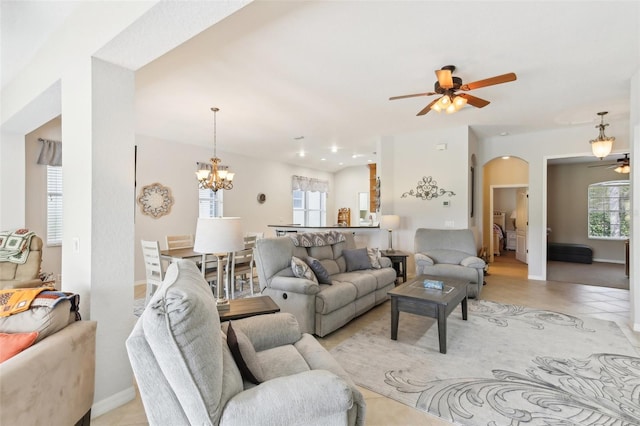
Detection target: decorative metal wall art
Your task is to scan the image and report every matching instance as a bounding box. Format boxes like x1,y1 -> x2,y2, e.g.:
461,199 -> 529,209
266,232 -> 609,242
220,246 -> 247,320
401,176 -> 456,200
137,182 -> 174,218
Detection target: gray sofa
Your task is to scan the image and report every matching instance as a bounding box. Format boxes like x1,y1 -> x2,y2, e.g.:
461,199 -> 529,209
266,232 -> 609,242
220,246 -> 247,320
414,228 -> 486,298
254,231 -> 397,337
127,260 -> 365,426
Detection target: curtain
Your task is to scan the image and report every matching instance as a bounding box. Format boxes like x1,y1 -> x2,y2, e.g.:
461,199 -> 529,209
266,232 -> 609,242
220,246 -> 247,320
196,161 -> 212,171
292,175 -> 329,193
37,138 -> 62,166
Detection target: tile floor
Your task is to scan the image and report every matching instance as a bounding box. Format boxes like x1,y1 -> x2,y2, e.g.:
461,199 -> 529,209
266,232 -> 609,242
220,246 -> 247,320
94,255 -> 636,425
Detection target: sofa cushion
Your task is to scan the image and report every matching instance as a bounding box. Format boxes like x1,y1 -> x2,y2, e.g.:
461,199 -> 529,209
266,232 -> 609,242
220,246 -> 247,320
291,256 -> 318,283
140,260 -> 243,425
315,282 -> 358,314
343,248 -> 372,272
227,322 -> 263,385
256,344 -> 311,381
460,256 -> 486,268
421,249 -> 469,265
0,299 -> 75,343
0,331 -> 38,362
367,248 -> 382,269
305,257 -> 332,284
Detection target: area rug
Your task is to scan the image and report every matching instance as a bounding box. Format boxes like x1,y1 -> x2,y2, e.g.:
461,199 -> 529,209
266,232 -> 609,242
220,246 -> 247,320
330,300 -> 640,425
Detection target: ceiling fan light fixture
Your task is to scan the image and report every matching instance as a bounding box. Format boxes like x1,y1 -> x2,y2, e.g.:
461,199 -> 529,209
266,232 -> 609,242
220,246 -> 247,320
614,164 -> 630,174
590,111 -> 615,159
453,95 -> 467,108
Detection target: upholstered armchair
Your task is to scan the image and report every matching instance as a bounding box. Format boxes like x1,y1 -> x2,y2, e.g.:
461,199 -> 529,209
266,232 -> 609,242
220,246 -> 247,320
127,260 -> 365,426
414,228 -> 486,298
0,235 -> 44,290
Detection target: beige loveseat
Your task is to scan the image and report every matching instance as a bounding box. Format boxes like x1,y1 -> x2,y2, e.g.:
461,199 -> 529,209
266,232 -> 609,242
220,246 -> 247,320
254,231 -> 397,337
0,234 -> 44,289
0,290 -> 97,426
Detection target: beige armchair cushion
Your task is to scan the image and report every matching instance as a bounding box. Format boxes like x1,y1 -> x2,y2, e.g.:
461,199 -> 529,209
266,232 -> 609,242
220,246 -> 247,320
0,235 -> 44,289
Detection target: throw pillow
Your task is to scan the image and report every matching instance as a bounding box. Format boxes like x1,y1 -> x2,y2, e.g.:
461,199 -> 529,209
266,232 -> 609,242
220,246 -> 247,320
226,322 -> 263,385
343,248 -> 372,272
0,331 -> 38,363
367,248 -> 382,269
305,257 -> 332,284
291,256 -> 318,283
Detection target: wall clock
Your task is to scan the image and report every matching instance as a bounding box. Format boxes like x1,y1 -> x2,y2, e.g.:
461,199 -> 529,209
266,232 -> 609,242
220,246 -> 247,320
257,193 -> 267,204
137,183 -> 174,218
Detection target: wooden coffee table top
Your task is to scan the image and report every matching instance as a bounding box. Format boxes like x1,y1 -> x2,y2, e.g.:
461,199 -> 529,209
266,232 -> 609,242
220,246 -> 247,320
388,275 -> 468,306
219,295 -> 280,322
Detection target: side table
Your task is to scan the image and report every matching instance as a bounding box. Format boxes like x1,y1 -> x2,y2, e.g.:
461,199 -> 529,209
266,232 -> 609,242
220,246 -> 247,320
381,249 -> 410,283
219,295 -> 280,321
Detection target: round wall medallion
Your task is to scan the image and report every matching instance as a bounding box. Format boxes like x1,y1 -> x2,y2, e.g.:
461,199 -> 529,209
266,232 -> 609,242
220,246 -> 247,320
257,193 -> 267,204
137,183 -> 174,218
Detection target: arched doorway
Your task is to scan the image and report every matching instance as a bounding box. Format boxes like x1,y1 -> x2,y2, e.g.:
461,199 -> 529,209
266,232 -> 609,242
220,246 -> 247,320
482,156 -> 529,276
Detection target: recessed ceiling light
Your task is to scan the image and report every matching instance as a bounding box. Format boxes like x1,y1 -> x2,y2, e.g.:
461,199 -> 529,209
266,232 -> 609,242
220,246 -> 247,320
299,150 -> 305,157
500,131 -> 509,136
321,158 -> 326,161
339,162 -> 343,165
331,146 -> 338,153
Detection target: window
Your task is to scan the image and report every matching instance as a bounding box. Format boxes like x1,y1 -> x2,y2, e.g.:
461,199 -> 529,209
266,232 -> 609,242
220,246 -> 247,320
587,180 -> 630,239
292,190 -> 326,226
199,188 -> 223,218
46,166 -> 63,246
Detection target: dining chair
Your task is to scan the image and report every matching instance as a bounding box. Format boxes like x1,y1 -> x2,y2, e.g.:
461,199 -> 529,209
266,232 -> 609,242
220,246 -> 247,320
140,240 -> 164,306
228,236 -> 257,298
165,234 -> 194,250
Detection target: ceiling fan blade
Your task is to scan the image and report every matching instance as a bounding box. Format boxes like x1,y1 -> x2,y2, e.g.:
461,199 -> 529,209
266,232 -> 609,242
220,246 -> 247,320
389,92 -> 436,101
417,99 -> 439,116
435,69 -> 454,89
460,73 -> 517,91
457,93 -> 490,108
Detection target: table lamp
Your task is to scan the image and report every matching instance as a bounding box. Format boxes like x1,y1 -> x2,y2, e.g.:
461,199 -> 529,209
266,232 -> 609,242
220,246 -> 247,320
510,210 -> 517,229
194,217 -> 244,311
380,215 -> 400,252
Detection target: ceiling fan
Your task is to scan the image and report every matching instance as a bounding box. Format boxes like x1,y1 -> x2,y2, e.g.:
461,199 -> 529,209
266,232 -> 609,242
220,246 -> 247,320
588,153 -> 630,173
389,65 -> 517,116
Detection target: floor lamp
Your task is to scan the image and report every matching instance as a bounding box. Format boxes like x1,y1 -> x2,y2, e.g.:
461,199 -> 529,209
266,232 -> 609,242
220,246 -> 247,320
380,215 -> 400,252
194,217 -> 244,311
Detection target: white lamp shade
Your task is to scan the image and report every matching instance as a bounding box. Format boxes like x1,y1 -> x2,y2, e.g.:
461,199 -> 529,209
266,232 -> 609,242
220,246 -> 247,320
380,215 -> 400,230
194,217 -> 244,254
590,139 -> 614,159
510,210 -> 517,219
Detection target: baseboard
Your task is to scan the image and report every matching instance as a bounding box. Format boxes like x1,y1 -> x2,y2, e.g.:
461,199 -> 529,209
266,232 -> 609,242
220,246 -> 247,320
528,274 -> 545,280
91,386 -> 136,419
592,258 -> 625,265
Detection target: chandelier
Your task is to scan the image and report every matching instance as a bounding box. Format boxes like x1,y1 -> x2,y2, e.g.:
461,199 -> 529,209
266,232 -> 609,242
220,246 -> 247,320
590,111 -> 615,160
196,107 -> 235,192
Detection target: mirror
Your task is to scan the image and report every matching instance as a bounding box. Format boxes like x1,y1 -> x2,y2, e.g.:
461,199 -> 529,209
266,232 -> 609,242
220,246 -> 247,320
358,192 -> 370,224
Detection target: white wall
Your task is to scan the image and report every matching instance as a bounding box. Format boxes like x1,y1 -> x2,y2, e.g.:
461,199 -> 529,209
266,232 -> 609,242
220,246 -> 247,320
382,126 -> 471,254
25,116 -> 62,280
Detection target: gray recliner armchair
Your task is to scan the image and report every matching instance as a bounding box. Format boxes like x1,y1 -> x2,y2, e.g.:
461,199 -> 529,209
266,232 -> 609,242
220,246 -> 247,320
127,260 -> 365,426
414,228 -> 486,298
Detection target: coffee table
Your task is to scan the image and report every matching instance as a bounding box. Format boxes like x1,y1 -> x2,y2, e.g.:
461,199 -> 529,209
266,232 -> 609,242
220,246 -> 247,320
388,275 -> 468,354
218,295 -> 280,322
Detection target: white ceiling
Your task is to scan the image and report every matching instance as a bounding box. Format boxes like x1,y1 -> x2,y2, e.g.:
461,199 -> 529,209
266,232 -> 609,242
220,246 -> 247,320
3,1 -> 639,172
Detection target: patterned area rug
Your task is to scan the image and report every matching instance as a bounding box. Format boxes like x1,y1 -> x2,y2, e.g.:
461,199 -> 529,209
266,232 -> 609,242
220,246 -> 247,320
330,300 -> 640,425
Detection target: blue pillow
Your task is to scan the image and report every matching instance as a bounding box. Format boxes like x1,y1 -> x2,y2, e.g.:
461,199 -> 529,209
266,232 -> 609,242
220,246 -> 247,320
305,257 -> 332,284
343,248 -> 372,272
